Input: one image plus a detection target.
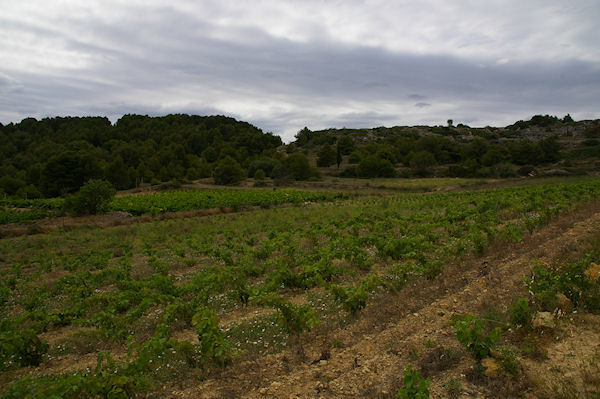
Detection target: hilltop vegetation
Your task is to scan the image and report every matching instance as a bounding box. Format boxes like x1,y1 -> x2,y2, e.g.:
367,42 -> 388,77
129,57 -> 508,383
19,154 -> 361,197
1,113 -> 599,201
292,114 -> 600,179
0,114 -> 282,198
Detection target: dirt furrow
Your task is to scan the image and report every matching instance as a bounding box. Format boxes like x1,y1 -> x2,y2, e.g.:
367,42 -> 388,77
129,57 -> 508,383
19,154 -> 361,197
169,206 -> 600,398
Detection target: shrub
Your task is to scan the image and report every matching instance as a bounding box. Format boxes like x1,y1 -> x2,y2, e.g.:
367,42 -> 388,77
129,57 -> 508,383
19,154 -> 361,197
453,315 -> 499,360
253,169 -> 266,180
63,179 -> 115,216
317,145 -> 336,167
213,156 -> 245,185
330,284 -> 367,315
357,156 -> 396,178
0,329 -> 49,370
192,308 -> 231,366
508,298 -> 533,327
396,365 -> 430,399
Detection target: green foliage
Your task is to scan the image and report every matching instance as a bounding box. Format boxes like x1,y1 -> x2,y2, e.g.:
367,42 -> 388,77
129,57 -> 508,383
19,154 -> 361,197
330,284 -> 368,315
0,329 -> 49,370
107,189 -> 345,217
526,256 -> 600,313
317,145 -> 336,167
508,298 -> 533,327
192,308 -> 231,366
396,365 -> 430,399
497,347 -> 520,376
409,151 -> 436,176
284,153 -> 320,180
212,156 -> 246,185
253,169 -> 266,180
253,294 -> 319,335
63,179 -> 116,216
453,315 -> 499,360
337,136 -> 355,155
356,156 -> 396,178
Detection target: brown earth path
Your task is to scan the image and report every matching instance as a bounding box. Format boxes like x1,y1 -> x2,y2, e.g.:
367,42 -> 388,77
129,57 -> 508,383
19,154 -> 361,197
167,203 -> 600,399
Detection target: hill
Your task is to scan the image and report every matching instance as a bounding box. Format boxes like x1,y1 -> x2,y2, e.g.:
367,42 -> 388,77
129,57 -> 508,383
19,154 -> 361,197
0,114 -> 282,198
290,114 -> 600,179
1,113 -> 599,200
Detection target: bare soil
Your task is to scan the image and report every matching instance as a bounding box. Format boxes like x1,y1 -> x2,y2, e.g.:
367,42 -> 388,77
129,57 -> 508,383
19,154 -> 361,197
161,203 -> 600,398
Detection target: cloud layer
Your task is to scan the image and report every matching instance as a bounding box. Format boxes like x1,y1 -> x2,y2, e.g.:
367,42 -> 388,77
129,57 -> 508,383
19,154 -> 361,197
1,0 -> 599,141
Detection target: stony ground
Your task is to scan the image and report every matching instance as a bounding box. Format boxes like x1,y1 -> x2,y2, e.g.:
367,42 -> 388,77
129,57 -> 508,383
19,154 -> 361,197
164,203 -> 600,399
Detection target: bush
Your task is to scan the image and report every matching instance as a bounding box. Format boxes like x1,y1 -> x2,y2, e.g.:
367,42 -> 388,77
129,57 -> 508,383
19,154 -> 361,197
192,308 -> 231,366
453,315 -> 499,360
317,145 -> 336,167
284,153 -> 320,180
396,365 -> 430,399
63,179 -> 116,216
0,329 -> 49,370
213,156 -> 245,185
356,156 -> 396,178
253,169 -> 266,180
508,298 -> 533,327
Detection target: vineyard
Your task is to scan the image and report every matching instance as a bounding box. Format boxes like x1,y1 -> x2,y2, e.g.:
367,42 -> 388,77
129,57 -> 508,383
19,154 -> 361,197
0,189 -> 347,225
1,179 -> 600,397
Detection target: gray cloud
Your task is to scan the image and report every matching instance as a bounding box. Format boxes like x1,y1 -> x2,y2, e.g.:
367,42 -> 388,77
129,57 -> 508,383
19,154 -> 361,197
1,1 -> 599,141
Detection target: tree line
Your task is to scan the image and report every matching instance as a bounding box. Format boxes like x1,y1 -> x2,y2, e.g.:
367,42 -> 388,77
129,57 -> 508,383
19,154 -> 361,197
0,114 -> 284,198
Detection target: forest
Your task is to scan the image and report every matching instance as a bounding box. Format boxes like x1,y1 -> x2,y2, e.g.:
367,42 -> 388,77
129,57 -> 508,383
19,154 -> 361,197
1,113 -> 599,199
0,114 -> 282,198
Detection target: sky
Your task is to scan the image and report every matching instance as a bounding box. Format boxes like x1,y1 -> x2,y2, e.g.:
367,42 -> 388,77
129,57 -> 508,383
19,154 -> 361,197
1,0 -> 599,142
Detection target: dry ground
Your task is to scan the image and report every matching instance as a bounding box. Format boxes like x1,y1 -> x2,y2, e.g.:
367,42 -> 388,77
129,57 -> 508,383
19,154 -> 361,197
160,203 -> 600,399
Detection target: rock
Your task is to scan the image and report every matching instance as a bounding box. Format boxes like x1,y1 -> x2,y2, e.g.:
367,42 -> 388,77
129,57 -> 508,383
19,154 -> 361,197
533,311 -> 554,329
585,262 -> 600,282
555,293 -> 573,313
270,382 -> 281,388
481,358 -> 500,378
259,387 -> 268,395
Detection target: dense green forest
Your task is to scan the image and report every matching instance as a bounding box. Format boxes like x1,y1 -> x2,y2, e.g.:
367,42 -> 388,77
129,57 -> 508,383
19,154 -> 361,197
0,114 -> 283,198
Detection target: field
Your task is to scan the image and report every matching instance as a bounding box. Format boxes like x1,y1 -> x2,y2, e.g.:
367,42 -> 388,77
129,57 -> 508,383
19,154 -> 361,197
1,179 -> 600,398
0,189 -> 346,225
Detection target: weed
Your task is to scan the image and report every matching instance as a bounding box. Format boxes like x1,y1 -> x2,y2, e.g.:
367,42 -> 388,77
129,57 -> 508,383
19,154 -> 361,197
396,365 -> 430,399
453,315 -> 500,360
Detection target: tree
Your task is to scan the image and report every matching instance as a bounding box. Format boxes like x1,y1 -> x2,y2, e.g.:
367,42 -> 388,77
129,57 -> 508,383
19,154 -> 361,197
356,156 -> 396,178
213,156 -> 245,185
316,145 -> 336,167
284,153 -> 319,180
63,179 -> 115,216
40,151 -> 102,197
409,151 -> 436,176
337,136 -> 355,155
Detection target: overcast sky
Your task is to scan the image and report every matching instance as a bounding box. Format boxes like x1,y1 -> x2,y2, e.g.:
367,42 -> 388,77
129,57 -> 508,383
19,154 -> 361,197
1,0 -> 599,141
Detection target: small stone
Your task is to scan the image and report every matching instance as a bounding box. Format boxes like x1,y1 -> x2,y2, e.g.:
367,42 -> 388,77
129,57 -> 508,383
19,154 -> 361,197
555,293 -> 573,313
481,358 -> 500,378
533,311 -> 554,329
271,381 -> 281,388
259,387 -> 268,395
319,360 -> 328,365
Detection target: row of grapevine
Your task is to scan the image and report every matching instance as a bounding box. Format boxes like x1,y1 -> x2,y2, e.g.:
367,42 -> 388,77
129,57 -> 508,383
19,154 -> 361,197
1,179 -> 599,396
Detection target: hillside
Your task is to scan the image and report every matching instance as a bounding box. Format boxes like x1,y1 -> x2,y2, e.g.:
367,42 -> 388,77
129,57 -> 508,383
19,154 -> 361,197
1,114 -> 599,201
290,114 -> 600,179
0,114 -> 282,198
